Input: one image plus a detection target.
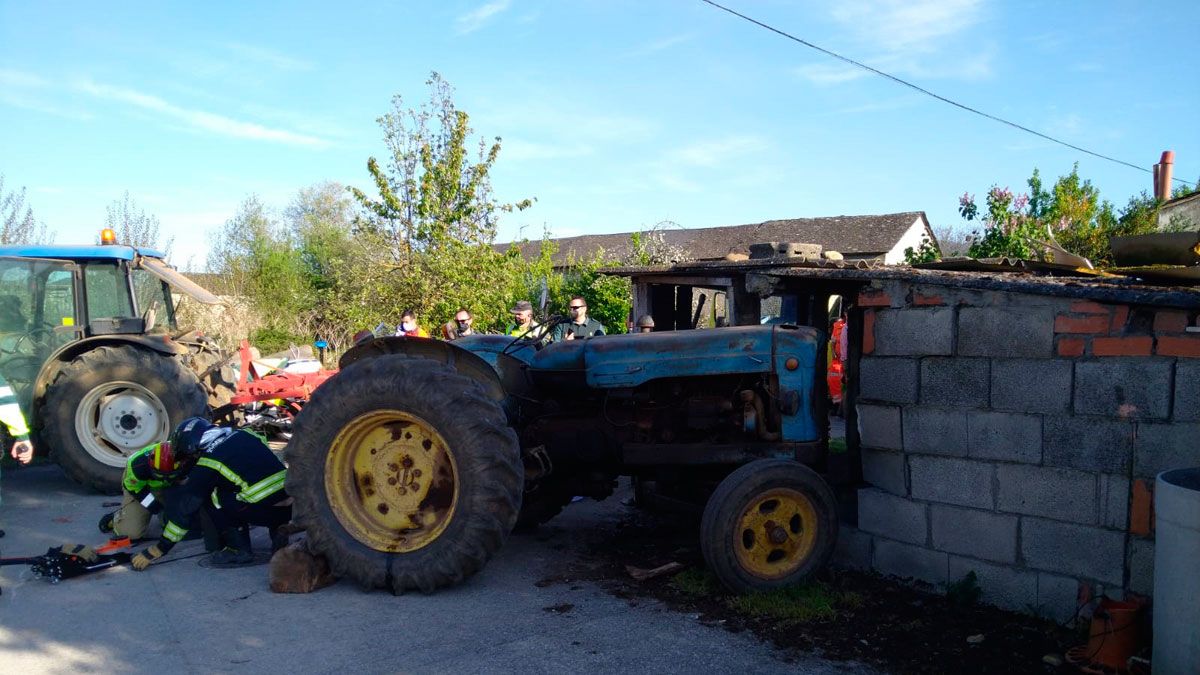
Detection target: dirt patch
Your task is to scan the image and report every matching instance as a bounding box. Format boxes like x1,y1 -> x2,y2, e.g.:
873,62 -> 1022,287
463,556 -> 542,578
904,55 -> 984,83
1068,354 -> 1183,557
557,508 -> 1081,674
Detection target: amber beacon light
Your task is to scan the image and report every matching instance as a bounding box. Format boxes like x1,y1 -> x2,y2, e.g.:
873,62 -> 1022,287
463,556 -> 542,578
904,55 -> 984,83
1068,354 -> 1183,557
99,228 -> 117,245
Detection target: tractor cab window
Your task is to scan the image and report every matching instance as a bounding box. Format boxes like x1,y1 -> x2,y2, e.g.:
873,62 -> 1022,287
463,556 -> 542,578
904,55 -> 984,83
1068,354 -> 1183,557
131,268 -> 174,332
0,256 -> 77,406
84,263 -> 134,321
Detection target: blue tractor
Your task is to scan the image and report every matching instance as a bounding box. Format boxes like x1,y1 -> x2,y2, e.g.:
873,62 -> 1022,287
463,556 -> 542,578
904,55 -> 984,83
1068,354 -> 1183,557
0,238 -> 223,493
286,264 -> 841,594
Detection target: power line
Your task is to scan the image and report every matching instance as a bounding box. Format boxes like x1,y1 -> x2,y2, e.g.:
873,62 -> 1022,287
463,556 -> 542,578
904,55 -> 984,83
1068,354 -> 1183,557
699,0 -> 1191,186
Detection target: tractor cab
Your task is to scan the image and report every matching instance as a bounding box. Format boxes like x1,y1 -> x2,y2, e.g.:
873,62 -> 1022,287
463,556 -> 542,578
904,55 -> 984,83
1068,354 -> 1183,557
0,234 -> 220,492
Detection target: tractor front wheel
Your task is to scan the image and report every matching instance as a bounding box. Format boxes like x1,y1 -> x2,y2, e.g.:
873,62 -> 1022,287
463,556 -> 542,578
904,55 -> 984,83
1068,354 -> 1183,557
287,354 -> 522,593
700,459 -> 838,594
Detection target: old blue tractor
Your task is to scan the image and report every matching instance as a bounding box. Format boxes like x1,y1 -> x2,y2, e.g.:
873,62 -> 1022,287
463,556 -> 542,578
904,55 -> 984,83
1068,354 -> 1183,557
0,235 -> 224,493
287,260 -> 846,594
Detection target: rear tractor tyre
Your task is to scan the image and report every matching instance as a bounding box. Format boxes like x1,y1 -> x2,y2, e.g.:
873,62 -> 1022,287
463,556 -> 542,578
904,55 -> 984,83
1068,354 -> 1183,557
41,345 -> 208,494
700,459 -> 838,594
287,354 -> 522,594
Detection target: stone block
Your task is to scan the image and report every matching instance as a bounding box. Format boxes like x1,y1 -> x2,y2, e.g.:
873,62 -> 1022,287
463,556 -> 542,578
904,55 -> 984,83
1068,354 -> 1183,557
857,404 -> 902,450
902,407 -> 968,456
1074,359 -> 1173,420
861,448 -> 906,496
1043,416 -> 1134,474
832,526 -> 873,571
931,504 -> 1018,563
858,488 -> 928,545
967,411 -> 1042,463
990,358 -> 1072,414
1128,538 -> 1154,596
948,556 -> 1038,613
1133,422 -> 1200,478
909,456 -> 993,509
1174,360 -> 1200,422
996,465 -> 1096,524
920,358 -> 989,407
873,308 -> 954,357
873,538 -> 948,587
1099,474 -> 1129,531
859,357 -> 919,403
1036,573 -> 1084,623
958,306 -> 1054,357
1021,518 -> 1125,585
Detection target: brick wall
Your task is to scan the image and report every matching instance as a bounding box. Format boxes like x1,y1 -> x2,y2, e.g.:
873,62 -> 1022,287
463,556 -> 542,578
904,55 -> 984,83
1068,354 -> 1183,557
842,279 -> 1199,621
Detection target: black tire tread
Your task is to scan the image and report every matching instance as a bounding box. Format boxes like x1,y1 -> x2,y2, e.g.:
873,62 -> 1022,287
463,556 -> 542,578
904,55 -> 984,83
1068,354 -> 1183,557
41,344 -> 208,494
286,354 -> 522,594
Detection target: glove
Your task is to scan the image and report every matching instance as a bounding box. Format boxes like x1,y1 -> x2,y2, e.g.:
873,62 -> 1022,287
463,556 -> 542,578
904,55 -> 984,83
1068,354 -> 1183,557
131,544 -> 165,571
99,512 -> 116,534
56,543 -> 98,562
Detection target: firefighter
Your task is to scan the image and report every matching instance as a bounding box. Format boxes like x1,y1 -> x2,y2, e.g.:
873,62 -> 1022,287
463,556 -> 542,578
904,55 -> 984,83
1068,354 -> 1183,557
99,440 -> 192,540
1,372 -> 34,538
131,417 -> 291,570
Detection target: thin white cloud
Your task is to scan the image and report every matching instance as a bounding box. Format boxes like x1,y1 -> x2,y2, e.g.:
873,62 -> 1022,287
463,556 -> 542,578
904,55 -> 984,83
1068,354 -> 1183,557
798,0 -> 991,85
672,135 -> 768,168
626,33 -> 694,58
456,0 -> 511,34
75,80 -> 330,148
223,43 -> 313,71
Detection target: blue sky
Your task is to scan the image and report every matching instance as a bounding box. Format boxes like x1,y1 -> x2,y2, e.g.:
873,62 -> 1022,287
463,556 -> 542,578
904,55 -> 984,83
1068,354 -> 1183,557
1,0 -> 1197,270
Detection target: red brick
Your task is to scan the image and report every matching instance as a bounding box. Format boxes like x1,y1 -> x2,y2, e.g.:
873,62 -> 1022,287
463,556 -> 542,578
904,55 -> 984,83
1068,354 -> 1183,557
862,310 -> 876,355
1054,314 -> 1110,334
1157,334 -> 1200,358
1109,305 -> 1129,332
1070,300 -> 1110,314
1057,337 -> 1086,357
858,289 -> 891,308
1093,336 -> 1153,356
1153,311 -> 1190,333
913,293 -> 943,306
1130,479 -> 1154,536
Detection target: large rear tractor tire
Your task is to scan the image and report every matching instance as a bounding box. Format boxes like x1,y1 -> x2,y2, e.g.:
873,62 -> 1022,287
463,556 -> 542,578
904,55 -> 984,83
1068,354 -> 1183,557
41,345 -> 208,494
700,459 -> 838,594
287,354 -> 522,594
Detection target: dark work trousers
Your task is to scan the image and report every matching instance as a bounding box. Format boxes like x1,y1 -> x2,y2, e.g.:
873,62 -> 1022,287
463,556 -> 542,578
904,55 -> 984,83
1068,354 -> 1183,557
204,491 -> 292,532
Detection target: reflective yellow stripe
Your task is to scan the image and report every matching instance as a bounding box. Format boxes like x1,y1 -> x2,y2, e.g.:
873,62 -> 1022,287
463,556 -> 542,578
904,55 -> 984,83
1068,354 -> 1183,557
196,457 -> 249,491
163,521 -> 187,543
238,470 -> 286,503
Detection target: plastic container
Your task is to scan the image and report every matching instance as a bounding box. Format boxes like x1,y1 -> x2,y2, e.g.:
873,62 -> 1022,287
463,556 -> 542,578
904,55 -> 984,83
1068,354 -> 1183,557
1153,467 -> 1200,675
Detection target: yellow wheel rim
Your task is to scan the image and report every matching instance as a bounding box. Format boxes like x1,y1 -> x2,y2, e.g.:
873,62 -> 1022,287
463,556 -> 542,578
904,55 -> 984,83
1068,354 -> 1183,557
325,410 -> 458,553
732,488 -> 819,580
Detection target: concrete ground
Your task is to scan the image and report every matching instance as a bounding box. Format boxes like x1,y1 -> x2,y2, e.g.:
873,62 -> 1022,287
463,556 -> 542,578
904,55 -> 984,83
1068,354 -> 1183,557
0,464 -> 878,675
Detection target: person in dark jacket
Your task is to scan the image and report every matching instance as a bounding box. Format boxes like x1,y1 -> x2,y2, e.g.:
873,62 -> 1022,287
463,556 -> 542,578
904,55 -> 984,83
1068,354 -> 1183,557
131,418 -> 291,570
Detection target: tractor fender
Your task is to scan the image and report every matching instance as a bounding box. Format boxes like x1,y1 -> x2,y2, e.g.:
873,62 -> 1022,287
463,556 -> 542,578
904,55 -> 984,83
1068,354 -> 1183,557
337,336 -> 505,402
33,334 -> 188,404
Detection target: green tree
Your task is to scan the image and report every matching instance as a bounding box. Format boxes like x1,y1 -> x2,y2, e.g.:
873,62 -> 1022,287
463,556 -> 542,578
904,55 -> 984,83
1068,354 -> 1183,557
105,191 -> 172,254
1,174 -> 52,244
342,72 -> 533,333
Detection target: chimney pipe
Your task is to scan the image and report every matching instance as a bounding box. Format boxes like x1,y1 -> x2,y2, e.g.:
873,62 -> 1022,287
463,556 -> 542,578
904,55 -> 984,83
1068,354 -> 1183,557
1157,150 -> 1175,201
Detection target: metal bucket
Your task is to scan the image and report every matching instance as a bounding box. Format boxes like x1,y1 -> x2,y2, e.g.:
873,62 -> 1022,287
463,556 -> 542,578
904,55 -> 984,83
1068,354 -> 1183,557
1153,467 -> 1200,675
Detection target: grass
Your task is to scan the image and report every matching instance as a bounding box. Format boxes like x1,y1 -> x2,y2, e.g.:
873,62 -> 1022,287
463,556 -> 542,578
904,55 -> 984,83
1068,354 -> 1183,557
828,438 -> 848,454
671,567 -> 863,623
728,583 -> 864,623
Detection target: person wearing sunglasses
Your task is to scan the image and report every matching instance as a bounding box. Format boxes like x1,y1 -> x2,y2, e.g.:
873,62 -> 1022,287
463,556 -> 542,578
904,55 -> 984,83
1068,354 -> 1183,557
550,295 -> 606,342
441,308 -> 476,341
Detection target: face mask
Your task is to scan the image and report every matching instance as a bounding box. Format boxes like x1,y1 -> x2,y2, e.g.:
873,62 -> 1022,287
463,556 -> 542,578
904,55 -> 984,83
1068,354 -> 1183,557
401,321 -> 415,332
456,320 -> 470,329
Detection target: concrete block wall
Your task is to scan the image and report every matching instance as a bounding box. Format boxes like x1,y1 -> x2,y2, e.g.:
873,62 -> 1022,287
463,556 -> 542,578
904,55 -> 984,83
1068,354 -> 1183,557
844,281 -> 1200,621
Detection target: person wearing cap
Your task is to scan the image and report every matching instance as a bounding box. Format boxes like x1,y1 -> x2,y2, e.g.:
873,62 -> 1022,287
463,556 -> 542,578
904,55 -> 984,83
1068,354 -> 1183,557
0,372 -> 34,539
506,300 -> 540,338
635,315 -> 655,333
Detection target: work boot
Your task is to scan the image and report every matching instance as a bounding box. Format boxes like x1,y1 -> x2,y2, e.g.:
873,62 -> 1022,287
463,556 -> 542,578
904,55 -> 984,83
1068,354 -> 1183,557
209,527 -> 253,565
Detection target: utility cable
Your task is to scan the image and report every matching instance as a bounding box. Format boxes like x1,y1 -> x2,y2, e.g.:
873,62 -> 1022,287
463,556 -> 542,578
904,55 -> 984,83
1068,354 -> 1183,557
699,0 -> 1192,186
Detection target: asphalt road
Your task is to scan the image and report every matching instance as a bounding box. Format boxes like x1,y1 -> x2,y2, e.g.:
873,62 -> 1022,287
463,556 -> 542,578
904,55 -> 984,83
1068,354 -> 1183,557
0,464 -> 877,675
